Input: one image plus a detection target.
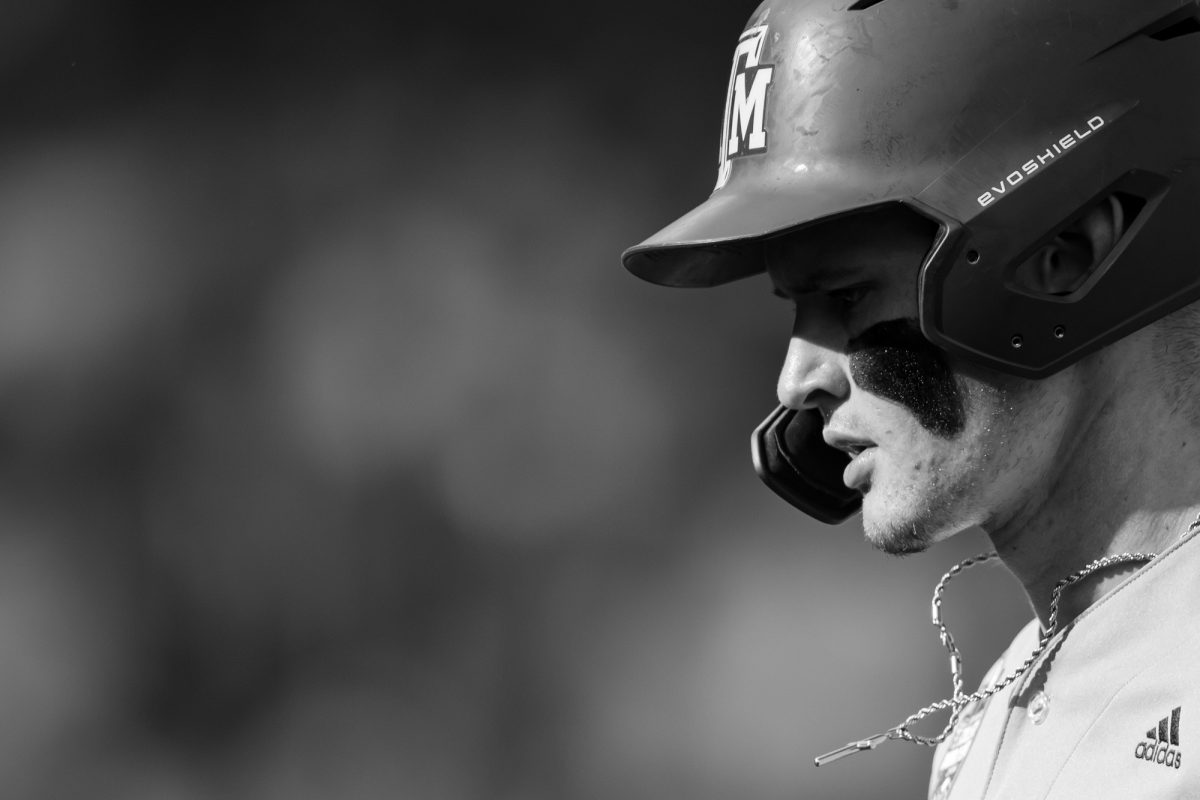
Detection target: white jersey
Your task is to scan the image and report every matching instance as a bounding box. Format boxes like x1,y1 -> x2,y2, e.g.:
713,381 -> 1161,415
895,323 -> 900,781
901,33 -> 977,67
929,530 -> 1200,799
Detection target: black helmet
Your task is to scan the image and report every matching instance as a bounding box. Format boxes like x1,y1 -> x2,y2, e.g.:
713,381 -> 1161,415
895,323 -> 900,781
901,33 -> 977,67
623,0 -> 1200,521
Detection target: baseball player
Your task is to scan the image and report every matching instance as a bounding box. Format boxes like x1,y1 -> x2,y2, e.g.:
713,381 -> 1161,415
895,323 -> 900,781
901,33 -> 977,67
623,0 -> 1200,797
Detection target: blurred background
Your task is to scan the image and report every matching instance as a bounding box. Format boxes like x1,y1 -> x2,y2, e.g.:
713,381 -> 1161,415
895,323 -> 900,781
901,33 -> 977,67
0,1 -> 1033,798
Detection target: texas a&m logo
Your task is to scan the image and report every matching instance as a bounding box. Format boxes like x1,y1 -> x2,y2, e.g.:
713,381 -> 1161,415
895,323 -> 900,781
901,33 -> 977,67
715,25 -> 775,190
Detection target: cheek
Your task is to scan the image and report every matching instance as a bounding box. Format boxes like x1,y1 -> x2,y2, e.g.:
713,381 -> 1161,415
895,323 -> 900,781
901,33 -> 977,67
874,396 -> 990,487
891,436 -> 955,483
848,322 -> 966,439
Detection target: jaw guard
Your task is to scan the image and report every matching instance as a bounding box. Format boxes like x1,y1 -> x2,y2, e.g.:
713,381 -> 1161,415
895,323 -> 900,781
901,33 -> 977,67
751,405 -> 860,524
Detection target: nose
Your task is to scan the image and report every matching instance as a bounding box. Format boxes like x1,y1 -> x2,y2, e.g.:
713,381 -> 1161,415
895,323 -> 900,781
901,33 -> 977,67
776,331 -> 850,415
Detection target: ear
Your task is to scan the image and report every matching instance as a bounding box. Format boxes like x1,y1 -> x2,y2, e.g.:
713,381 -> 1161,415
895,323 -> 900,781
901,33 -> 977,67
1011,195 -> 1127,296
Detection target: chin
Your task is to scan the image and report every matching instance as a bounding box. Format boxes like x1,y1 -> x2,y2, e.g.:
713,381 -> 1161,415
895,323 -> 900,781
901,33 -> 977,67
860,488 -> 966,556
863,517 -> 932,556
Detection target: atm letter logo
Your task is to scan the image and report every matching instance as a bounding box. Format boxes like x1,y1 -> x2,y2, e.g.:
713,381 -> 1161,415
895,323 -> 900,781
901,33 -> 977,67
716,26 -> 775,190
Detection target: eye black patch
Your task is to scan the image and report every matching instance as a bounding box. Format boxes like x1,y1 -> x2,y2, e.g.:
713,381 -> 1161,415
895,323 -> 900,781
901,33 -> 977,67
847,319 -> 965,438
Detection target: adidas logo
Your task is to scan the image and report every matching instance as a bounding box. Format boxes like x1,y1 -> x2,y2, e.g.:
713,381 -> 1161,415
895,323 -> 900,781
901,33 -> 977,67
1133,706 -> 1183,769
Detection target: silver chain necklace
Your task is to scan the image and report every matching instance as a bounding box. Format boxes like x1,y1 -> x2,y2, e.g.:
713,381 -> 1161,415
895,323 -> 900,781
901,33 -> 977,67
812,517 -> 1200,768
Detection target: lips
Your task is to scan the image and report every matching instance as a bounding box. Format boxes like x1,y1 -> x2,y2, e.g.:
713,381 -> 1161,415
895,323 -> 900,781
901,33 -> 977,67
842,447 -> 876,491
824,431 -> 877,490
823,431 -> 876,458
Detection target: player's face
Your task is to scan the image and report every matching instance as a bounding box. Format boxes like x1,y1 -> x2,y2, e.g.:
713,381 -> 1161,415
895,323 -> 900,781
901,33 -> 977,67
765,209 -> 1074,554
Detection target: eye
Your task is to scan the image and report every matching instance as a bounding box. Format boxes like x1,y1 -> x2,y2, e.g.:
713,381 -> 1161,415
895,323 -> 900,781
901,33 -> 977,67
828,285 -> 869,309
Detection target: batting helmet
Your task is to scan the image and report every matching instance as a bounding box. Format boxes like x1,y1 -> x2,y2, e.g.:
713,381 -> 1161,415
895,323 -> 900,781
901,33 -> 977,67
623,0 -> 1200,522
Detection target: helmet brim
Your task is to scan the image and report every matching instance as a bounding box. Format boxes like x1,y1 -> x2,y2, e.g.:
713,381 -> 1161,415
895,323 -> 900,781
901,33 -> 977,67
622,178 -> 896,288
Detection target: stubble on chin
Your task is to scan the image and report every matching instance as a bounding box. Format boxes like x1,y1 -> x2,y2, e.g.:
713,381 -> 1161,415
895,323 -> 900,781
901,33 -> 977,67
860,474 -> 977,556
863,512 -> 934,556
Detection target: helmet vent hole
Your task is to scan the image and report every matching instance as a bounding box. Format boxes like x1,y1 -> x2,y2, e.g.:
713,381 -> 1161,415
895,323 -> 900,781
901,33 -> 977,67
848,0 -> 890,10
1147,14 -> 1200,42
1011,335 -> 1024,350
966,249 -> 980,265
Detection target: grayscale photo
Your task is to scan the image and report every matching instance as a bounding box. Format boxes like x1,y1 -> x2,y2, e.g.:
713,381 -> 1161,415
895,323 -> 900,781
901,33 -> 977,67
2,1 -> 1196,798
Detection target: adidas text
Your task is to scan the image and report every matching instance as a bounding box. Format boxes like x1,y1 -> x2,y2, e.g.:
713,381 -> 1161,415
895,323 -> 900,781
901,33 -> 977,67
1134,739 -> 1182,769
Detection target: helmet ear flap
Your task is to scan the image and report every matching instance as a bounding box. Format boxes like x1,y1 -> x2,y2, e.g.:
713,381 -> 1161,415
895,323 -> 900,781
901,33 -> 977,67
751,405 -> 860,524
